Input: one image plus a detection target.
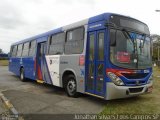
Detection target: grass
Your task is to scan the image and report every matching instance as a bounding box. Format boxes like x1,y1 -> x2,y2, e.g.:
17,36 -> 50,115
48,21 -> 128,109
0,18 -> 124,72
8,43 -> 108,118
101,67 -> 160,114
0,60 -> 9,66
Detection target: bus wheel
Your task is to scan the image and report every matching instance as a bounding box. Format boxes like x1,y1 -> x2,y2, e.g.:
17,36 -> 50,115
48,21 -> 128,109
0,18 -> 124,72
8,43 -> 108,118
65,75 -> 79,98
20,68 -> 26,82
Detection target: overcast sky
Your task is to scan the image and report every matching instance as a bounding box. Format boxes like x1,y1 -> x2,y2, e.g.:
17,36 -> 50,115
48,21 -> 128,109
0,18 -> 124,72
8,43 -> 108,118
0,0 -> 160,53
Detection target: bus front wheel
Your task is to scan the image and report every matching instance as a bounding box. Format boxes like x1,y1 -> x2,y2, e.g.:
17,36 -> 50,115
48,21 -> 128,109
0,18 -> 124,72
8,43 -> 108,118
20,68 -> 26,82
65,75 -> 79,98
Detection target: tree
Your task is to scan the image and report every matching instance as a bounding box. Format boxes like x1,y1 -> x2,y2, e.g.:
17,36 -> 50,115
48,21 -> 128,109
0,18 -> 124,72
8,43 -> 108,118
0,48 -> 3,54
151,34 -> 160,61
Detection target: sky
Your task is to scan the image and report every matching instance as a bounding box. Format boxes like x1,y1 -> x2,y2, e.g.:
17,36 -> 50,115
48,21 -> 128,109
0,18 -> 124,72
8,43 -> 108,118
0,0 -> 160,53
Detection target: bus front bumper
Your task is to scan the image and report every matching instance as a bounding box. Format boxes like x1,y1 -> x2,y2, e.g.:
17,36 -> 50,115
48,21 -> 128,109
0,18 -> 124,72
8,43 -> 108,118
105,82 -> 153,100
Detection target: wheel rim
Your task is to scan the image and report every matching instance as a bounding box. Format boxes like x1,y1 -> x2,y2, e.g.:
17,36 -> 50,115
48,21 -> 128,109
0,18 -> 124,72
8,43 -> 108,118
67,79 -> 76,95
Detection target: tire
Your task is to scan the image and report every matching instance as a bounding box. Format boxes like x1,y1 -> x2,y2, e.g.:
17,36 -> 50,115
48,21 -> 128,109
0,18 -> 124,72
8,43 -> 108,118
65,74 -> 79,98
20,68 -> 26,82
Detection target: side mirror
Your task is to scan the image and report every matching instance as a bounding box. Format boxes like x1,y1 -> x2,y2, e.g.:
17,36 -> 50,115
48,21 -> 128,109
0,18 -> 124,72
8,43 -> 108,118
110,29 -> 116,46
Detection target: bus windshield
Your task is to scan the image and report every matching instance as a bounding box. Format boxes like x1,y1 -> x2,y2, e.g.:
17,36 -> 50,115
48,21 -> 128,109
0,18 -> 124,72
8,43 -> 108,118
110,29 -> 152,69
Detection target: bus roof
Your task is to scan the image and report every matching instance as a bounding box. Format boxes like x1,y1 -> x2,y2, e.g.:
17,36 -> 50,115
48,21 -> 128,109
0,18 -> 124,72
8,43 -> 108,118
11,13 -> 145,46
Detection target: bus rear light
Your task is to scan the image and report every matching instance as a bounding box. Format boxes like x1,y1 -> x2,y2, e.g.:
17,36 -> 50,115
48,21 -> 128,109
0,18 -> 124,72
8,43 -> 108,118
79,55 -> 85,66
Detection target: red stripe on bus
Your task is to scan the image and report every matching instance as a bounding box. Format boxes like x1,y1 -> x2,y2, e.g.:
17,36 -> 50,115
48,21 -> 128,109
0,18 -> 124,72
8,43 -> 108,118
37,65 -> 43,80
106,68 -> 135,76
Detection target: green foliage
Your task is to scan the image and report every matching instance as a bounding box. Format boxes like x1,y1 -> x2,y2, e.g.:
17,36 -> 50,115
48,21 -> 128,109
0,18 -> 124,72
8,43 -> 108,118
0,58 -> 8,60
152,34 -> 160,61
0,60 -> 9,66
0,48 -> 2,54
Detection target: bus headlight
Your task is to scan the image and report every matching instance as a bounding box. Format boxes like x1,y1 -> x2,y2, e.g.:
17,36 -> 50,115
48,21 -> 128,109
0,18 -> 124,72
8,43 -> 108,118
107,72 -> 124,86
147,74 -> 153,84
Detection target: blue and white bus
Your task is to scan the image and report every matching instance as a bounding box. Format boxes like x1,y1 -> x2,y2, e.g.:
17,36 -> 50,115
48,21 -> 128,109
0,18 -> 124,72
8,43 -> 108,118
9,13 -> 153,100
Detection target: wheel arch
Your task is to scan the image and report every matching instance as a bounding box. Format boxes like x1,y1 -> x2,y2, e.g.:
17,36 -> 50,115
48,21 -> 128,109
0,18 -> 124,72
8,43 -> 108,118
62,69 -> 77,88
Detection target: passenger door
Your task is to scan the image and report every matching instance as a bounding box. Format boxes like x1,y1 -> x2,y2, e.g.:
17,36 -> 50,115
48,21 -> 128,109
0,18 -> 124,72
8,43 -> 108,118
86,30 -> 105,97
36,42 -> 46,81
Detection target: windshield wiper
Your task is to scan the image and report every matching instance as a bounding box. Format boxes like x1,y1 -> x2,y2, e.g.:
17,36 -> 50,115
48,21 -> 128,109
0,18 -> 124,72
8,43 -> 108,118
141,34 -> 146,48
122,29 -> 139,68
122,28 -> 136,53
138,34 -> 146,54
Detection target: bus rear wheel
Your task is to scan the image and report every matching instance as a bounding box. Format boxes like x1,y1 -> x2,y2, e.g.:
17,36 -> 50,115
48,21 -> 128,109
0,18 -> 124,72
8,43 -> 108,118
65,75 -> 79,98
20,68 -> 26,82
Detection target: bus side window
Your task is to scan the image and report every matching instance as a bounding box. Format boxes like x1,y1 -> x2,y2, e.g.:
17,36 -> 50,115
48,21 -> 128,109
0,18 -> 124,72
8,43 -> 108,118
16,44 -> 23,57
47,36 -> 51,54
29,40 -> 36,56
9,47 -> 12,57
49,32 -> 65,55
39,45 -> 41,57
12,45 -> 18,57
22,42 -> 29,57
65,27 -> 84,54
10,46 -> 14,57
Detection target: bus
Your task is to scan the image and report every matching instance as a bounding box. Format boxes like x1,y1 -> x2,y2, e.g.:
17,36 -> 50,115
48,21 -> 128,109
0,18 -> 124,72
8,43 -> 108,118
9,13 -> 153,100
0,54 -> 8,60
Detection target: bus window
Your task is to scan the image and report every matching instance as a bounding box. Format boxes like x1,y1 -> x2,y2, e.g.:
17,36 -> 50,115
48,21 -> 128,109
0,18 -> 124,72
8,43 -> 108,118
22,42 -> 29,57
16,44 -> 23,57
49,32 -> 65,55
65,27 -> 84,54
11,45 -> 17,57
29,40 -> 36,56
98,32 -> 104,60
89,34 -> 94,60
88,63 -> 94,90
9,46 -> 13,57
97,64 -> 104,92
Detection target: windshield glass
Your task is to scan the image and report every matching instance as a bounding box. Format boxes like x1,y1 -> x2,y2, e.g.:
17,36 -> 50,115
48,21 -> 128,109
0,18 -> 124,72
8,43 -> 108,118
136,36 -> 152,69
110,29 -> 152,69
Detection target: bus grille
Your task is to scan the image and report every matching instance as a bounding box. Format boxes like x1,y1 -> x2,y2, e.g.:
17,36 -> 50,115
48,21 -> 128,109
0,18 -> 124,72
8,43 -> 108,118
126,81 -> 146,85
121,73 -> 148,79
129,87 -> 144,93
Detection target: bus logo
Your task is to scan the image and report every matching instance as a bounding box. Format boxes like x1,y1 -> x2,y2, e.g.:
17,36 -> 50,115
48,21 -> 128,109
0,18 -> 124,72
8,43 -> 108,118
136,80 -> 140,85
